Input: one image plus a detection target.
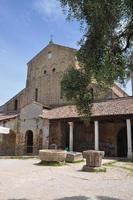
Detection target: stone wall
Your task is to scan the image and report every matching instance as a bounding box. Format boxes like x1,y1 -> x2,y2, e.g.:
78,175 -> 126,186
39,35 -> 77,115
0,118 -> 18,155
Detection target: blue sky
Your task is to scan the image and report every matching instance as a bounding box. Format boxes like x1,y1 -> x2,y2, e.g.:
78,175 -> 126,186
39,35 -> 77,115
0,0 -> 132,106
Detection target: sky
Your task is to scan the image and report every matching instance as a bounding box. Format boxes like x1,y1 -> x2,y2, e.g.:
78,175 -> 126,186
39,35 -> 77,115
0,0 -> 132,106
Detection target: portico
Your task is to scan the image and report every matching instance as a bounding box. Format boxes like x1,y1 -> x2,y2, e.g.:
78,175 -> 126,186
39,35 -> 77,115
41,96 -> 133,158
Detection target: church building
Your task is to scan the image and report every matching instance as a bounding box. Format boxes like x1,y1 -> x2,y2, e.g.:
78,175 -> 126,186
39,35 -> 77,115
0,41 -> 133,158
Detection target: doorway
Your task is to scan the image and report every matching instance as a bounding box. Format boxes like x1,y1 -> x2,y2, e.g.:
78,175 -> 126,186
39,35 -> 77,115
26,130 -> 33,153
117,126 -> 133,157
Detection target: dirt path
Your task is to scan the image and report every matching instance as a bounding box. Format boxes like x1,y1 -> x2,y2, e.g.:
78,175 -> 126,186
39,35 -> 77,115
0,158 -> 133,200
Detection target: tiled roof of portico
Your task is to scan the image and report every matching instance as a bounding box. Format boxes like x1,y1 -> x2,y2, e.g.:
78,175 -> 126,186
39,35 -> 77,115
40,97 -> 133,120
0,112 -> 18,122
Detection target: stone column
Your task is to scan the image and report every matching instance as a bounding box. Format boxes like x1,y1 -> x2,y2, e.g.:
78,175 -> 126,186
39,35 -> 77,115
68,122 -> 74,152
94,121 -> 99,151
126,119 -> 133,159
43,119 -> 50,149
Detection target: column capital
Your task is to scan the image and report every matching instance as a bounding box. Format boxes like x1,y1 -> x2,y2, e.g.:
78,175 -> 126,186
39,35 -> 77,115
68,122 -> 74,127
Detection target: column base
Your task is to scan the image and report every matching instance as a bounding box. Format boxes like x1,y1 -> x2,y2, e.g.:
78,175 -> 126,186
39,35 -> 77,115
82,165 -> 106,172
127,151 -> 133,159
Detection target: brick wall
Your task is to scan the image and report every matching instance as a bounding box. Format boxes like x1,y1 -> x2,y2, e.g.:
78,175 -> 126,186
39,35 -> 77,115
49,119 -> 128,157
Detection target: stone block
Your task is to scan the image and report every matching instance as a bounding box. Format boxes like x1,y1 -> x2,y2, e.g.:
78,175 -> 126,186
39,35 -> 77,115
66,152 -> 83,163
39,149 -> 67,162
83,150 -> 105,167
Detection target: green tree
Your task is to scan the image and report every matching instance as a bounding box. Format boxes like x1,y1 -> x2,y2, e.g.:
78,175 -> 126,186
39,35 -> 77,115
59,0 -> 133,120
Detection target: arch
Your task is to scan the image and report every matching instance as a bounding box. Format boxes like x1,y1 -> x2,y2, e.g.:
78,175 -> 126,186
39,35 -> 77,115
25,130 -> 33,153
117,126 -> 133,157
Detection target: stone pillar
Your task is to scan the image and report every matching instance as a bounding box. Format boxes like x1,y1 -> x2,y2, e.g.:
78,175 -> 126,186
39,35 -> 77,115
68,122 -> 74,152
43,119 -> 50,149
126,119 -> 133,159
94,121 -> 99,151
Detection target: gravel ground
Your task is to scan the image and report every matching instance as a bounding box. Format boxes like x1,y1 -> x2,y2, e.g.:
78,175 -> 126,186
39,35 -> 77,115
0,158 -> 133,200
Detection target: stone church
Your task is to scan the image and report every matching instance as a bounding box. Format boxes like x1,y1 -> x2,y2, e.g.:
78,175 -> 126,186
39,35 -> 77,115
0,41 -> 133,158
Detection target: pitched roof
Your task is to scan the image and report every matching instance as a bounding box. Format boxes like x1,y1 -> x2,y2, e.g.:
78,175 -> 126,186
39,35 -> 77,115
112,84 -> 128,97
0,112 -> 18,122
27,43 -> 76,65
40,97 -> 133,120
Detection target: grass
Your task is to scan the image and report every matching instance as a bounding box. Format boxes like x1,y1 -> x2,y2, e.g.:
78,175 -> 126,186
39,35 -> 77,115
103,160 -> 133,173
103,161 -> 117,167
35,160 -> 65,167
0,156 -> 38,159
118,166 -> 133,173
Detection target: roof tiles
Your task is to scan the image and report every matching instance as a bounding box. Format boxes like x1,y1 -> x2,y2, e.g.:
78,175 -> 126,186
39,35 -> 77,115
40,97 -> 133,119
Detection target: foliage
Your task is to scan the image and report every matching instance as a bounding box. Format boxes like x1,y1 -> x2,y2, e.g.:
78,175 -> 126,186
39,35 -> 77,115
61,68 -> 93,120
59,0 -> 133,120
36,161 -> 65,166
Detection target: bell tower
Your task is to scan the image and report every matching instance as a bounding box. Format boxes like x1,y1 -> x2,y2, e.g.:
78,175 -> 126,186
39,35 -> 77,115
130,54 -> 133,96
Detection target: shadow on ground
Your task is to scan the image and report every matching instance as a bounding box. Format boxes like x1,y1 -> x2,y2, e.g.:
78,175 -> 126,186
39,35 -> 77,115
55,196 -> 123,200
8,196 -> 124,200
97,196 -> 123,200
8,199 -> 29,200
55,196 -> 89,200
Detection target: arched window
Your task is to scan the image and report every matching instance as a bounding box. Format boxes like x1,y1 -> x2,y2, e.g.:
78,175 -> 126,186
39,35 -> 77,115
48,51 -> 52,59
14,99 -> 18,110
52,68 -> 56,72
35,88 -> 38,102
44,70 -> 47,74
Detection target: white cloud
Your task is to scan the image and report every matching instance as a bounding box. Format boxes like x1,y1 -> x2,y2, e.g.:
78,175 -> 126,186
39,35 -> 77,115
33,0 -> 63,20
